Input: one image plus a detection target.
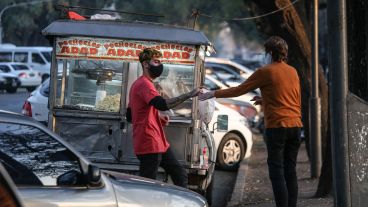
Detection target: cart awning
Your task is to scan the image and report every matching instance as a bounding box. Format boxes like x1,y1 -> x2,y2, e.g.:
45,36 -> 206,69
42,20 -> 212,46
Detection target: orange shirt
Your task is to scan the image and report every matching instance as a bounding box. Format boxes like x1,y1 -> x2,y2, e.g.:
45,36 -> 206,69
214,61 -> 303,128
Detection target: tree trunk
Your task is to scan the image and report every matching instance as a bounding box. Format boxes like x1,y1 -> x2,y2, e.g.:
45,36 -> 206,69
247,0 -> 331,197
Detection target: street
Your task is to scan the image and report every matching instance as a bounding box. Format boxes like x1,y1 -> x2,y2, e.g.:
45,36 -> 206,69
0,89 -> 30,113
212,169 -> 237,207
0,90 -> 238,206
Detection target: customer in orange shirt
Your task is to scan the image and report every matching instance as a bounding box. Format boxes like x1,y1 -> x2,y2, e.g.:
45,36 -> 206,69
199,36 -> 302,207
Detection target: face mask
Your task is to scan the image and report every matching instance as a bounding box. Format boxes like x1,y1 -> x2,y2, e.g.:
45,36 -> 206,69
263,53 -> 273,65
148,63 -> 164,78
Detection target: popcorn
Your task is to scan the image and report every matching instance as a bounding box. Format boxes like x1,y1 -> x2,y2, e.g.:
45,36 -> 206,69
96,94 -> 121,112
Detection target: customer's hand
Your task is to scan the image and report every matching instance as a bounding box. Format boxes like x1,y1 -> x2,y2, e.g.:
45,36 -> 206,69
189,87 -> 202,97
198,91 -> 215,101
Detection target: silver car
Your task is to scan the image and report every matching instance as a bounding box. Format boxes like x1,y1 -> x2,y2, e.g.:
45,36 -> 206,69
0,111 -> 207,207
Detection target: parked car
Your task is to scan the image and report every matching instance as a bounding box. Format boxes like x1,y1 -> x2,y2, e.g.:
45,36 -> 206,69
22,78 -> 49,123
210,102 -> 253,171
205,58 -> 261,95
0,47 -> 52,82
205,75 -> 260,111
204,75 -> 262,130
231,58 -> 263,71
0,63 -> 41,92
205,62 -> 245,87
205,57 -> 256,87
0,110 -> 208,207
0,71 -> 20,93
205,57 -> 254,79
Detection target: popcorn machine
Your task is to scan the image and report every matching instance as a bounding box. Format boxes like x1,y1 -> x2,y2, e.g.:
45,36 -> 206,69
43,18 -> 215,194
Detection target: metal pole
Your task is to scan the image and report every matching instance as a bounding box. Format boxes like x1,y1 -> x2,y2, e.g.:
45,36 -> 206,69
327,0 -> 351,206
310,0 -> 322,178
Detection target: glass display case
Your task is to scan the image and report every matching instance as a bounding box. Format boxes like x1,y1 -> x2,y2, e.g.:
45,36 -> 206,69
153,64 -> 195,118
55,59 -> 124,113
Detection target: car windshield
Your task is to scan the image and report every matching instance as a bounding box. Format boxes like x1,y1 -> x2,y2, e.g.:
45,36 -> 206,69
41,52 -> 51,62
0,122 -> 81,186
11,64 -> 29,70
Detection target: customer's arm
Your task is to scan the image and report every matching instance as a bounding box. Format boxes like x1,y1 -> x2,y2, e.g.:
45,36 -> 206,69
215,70 -> 264,98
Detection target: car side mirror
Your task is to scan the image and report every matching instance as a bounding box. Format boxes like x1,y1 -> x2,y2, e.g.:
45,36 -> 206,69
217,115 -> 228,131
88,165 -> 101,186
57,170 -> 80,186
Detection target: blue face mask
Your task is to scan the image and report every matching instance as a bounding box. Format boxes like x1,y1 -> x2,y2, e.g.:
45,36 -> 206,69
263,53 -> 273,65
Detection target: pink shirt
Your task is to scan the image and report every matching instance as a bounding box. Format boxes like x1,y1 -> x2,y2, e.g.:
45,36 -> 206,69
128,76 -> 169,155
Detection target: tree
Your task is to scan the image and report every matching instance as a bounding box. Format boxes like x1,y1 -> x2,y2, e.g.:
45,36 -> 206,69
245,0 -> 331,197
0,0 -> 112,46
0,0 -> 262,48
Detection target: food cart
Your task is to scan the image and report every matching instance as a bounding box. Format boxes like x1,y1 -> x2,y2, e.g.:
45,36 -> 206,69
42,18 -> 216,195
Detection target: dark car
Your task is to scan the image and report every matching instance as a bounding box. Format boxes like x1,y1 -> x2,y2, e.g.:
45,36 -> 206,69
0,72 -> 20,93
0,111 -> 208,207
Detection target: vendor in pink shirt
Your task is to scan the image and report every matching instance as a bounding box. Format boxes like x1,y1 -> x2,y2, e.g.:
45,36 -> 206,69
127,48 -> 200,188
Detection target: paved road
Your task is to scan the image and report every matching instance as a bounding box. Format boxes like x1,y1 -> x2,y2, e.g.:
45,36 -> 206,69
211,169 -> 237,207
0,90 -> 238,206
0,89 -> 30,113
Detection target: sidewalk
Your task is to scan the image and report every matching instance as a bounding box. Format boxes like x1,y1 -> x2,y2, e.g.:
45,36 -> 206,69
227,134 -> 333,207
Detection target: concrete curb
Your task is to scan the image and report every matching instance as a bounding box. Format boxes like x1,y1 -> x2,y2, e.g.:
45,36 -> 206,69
226,158 -> 249,207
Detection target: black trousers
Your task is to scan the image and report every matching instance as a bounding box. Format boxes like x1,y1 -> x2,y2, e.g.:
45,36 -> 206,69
137,147 -> 188,188
265,127 -> 301,207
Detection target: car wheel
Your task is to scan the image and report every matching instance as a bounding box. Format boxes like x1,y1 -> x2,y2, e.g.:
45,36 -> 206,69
217,132 -> 245,171
26,86 -> 36,92
6,87 -> 17,93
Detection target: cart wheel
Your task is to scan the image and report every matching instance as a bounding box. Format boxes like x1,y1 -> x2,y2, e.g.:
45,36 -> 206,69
217,133 -> 245,171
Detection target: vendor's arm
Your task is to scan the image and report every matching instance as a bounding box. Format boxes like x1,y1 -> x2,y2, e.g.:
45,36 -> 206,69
165,88 -> 199,109
149,88 -> 200,111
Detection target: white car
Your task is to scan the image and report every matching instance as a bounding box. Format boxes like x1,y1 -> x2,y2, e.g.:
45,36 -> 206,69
0,62 -> 41,92
204,75 -> 264,134
209,102 -> 253,171
22,78 -> 49,123
205,75 -> 261,113
0,46 -> 52,82
205,57 -> 254,79
205,58 -> 261,95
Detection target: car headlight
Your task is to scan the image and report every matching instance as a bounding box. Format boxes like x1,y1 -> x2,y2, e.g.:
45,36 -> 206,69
239,117 -> 249,126
0,76 -> 5,82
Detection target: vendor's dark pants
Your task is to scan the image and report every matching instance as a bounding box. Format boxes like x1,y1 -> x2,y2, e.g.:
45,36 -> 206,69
137,147 -> 188,188
265,127 -> 301,207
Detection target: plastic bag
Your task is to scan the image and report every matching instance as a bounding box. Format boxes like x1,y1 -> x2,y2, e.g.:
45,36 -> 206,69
199,90 -> 215,124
